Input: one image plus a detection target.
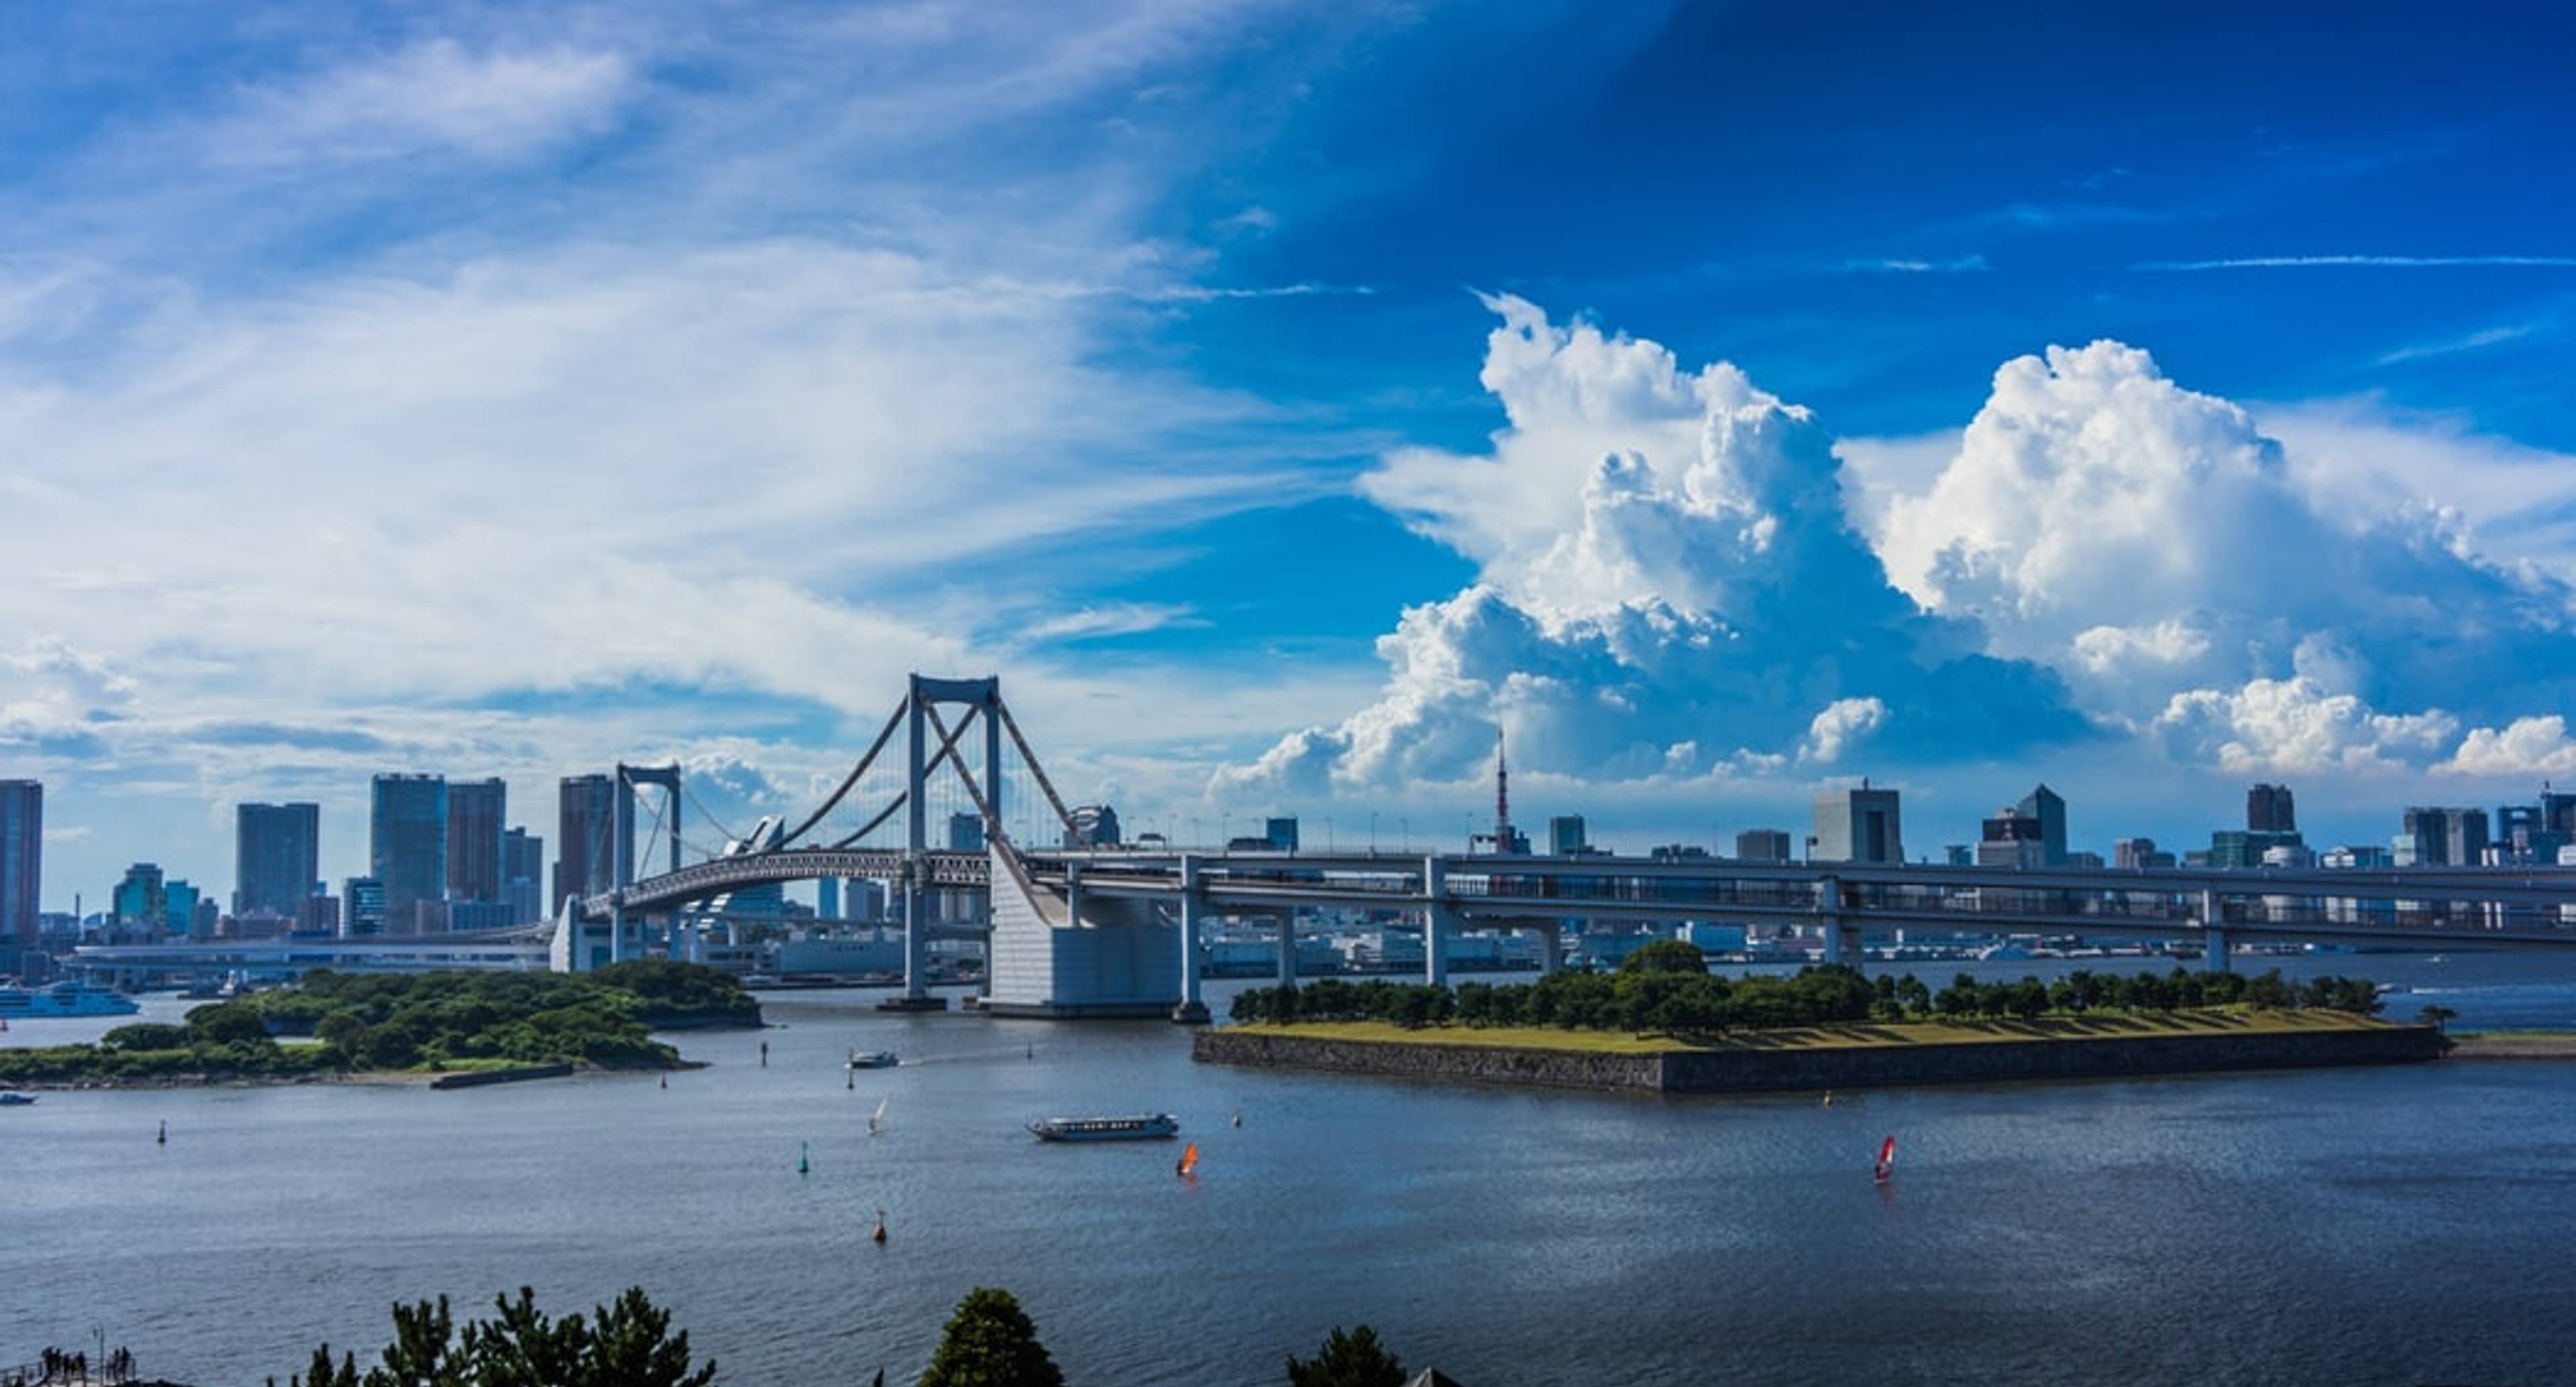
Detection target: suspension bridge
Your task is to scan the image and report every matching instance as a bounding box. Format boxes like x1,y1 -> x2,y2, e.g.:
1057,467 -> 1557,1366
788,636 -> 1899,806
557,673 -> 2576,1021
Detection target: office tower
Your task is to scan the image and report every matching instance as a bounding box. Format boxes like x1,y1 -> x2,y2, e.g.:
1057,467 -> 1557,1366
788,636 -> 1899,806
2113,837 -> 2175,870
112,863 -> 166,933
502,827 -> 544,924
1735,828 -> 1792,863
948,812 -> 985,853
234,801 -> 321,919
2014,784 -> 2067,866
164,878 -> 201,937
1978,806 -> 2045,869
341,877 -> 386,937
555,773 -> 617,913
0,780 -> 38,972
817,877 -> 842,920
2542,791 -> 2576,839
1548,815 -> 1587,855
1265,816 -> 1300,852
445,777 -> 506,905
2399,808 -> 2489,867
1812,783 -> 1903,865
2247,783 -> 2298,834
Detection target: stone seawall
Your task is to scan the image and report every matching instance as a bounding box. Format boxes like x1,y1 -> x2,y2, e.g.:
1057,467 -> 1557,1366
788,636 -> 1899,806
1194,1023 -> 2445,1094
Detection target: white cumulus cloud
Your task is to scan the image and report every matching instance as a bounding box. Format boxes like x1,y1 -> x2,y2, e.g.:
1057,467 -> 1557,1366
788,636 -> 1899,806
1218,296 -> 2090,797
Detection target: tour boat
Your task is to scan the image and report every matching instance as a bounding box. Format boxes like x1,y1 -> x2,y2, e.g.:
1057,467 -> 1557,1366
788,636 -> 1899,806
847,1050 -> 898,1070
1026,1113 -> 1181,1142
0,981 -> 142,1019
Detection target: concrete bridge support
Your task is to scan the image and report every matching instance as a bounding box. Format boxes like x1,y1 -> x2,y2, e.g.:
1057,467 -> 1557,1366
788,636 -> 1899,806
1530,922 -> 1560,975
1276,909 -> 1298,988
1171,854 -> 1210,1023
1816,875 -> 1861,972
2202,889 -> 2231,974
1423,855 -> 1454,988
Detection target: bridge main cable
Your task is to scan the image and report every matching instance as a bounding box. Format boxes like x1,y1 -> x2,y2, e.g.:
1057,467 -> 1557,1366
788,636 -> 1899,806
775,698 -> 910,850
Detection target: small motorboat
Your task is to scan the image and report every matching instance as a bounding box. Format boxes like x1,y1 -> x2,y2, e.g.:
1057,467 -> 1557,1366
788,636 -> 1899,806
0,1092 -> 36,1107
847,1050 -> 898,1070
1027,1113 -> 1180,1142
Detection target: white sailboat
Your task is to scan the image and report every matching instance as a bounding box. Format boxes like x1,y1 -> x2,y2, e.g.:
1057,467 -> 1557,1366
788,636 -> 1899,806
868,1095 -> 889,1135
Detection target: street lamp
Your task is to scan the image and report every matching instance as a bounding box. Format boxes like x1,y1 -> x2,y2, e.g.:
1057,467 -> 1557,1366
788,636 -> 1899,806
1370,811 -> 1379,853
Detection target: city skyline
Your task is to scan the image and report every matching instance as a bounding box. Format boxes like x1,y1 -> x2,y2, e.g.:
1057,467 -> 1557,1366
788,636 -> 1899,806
7,2 -> 2576,905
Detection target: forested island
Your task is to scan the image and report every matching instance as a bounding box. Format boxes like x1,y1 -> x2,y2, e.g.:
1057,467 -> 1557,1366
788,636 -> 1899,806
0,961 -> 760,1089
1201,948 -> 2437,1093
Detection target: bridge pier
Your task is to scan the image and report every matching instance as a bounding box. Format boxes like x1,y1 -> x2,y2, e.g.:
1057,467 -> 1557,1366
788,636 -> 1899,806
1276,909 -> 1297,988
1529,922 -> 1560,975
1422,855 -> 1452,989
1171,854 -> 1209,1023
1816,875 -> 1861,972
2202,889 -> 2231,973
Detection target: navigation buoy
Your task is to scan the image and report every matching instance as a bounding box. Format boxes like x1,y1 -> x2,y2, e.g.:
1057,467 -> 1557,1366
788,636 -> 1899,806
760,1040 -> 769,1068
659,1073 -> 667,1089
1822,1091 -> 1833,1107
798,1140 -> 810,1176
156,1120 -> 167,1146
872,1209 -> 888,1244
1231,1109 -> 1242,1129
847,1067 -> 855,1091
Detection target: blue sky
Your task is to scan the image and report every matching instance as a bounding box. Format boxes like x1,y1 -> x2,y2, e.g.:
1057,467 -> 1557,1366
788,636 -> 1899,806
6,0 -> 2576,904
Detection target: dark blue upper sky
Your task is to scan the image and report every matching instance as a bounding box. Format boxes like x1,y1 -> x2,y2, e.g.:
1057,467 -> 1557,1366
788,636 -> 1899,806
6,0 -> 2576,894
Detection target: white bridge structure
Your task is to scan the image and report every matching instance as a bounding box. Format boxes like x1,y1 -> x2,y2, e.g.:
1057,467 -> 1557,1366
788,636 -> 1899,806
557,674 -> 2576,1021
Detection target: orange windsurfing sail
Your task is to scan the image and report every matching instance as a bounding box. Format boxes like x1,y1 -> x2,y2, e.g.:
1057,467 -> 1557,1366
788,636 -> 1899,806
1177,1142 -> 1200,1177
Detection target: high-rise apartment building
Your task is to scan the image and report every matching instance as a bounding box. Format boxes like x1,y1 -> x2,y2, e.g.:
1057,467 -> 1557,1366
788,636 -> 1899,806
1265,816 -> 1300,852
502,827 -> 545,924
2112,837 -> 2175,870
1735,828 -> 1792,863
235,801 -> 321,919
1,779 -> 38,973
555,773 -> 618,914
370,773 -> 448,917
1813,784 -> 1903,865
2247,783 -> 2298,834
445,777 -> 506,904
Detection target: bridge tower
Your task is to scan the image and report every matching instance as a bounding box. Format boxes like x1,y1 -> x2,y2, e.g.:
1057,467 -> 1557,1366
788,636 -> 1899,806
887,675 -> 1007,1011
608,762 -> 683,967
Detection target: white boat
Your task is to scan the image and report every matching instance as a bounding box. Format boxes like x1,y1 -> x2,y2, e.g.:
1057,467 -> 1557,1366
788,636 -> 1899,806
0,981 -> 142,1019
847,1050 -> 898,1070
1027,1113 -> 1180,1142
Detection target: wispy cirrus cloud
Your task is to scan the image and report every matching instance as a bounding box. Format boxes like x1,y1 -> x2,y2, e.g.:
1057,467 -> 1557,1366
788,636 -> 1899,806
2373,323 -> 2538,366
2141,254 -> 2576,270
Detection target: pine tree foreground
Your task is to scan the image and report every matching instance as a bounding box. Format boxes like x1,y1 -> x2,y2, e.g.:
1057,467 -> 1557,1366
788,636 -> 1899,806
916,1288 -> 1064,1387
1285,1325 -> 1407,1387
272,1286 -> 716,1387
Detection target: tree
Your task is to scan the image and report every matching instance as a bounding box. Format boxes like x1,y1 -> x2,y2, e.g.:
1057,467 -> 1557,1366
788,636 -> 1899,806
1619,939 -> 1708,975
2418,1003 -> 2458,1034
1285,1325 -> 1406,1387
99,1021 -> 194,1052
272,1287 -> 713,1387
917,1288 -> 1063,1387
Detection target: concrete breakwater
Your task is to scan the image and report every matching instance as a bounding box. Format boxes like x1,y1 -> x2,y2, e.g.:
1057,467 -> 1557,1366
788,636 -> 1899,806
1193,1022 -> 2446,1094
427,1063 -> 576,1090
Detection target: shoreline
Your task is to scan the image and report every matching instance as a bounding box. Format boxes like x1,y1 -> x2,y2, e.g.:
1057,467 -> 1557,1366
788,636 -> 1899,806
1,1057 -> 711,1093
2447,1032 -> 2576,1060
1195,1013 -> 2447,1094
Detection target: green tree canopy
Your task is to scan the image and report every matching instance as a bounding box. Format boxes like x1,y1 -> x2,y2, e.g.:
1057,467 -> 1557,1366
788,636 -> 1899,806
272,1286 -> 714,1387
1285,1325 -> 1406,1387
1619,938 -> 1709,975
918,1288 -> 1063,1387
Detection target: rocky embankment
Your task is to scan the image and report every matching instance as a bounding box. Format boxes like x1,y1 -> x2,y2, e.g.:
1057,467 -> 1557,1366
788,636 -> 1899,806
1194,1022 -> 2446,1094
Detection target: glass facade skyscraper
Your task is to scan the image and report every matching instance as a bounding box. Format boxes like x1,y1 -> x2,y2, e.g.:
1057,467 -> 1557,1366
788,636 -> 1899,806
445,777 -> 506,905
1,779 -> 40,972
235,801 -> 321,919
370,773 -> 448,922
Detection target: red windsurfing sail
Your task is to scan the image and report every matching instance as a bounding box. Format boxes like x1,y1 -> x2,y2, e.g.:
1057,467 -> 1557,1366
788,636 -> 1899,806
1177,1142 -> 1200,1178
1873,1135 -> 1896,1182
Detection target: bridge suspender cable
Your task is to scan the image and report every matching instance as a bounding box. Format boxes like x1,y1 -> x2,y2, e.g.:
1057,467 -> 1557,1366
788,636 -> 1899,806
995,700 -> 1081,840
826,791 -> 908,850
776,699 -> 909,850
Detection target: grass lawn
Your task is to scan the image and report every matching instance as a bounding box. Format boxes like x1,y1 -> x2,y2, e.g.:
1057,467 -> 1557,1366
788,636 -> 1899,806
1228,1007 -> 2402,1054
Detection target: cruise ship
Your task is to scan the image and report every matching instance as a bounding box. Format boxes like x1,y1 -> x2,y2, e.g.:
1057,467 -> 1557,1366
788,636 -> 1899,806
0,981 -> 143,1019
